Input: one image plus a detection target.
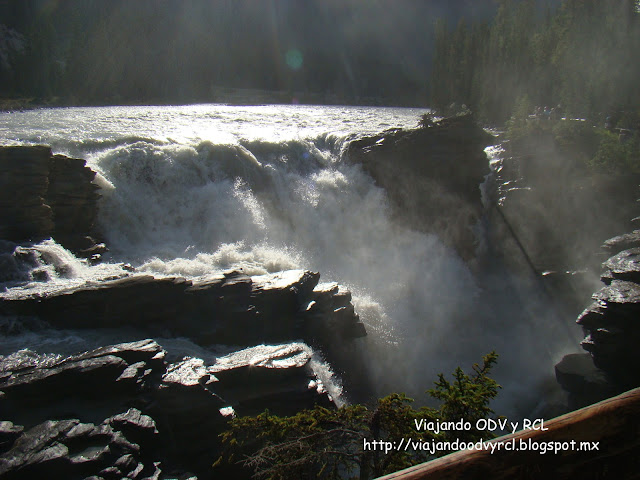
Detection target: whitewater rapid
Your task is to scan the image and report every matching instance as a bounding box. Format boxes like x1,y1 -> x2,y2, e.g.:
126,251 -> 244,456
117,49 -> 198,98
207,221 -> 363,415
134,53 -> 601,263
1,104 -> 580,416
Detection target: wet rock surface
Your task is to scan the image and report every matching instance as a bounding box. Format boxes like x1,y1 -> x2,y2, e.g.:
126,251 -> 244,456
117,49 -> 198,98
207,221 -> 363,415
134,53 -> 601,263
557,230 -> 640,408
0,338 -> 335,478
0,339 -> 164,427
576,279 -> 640,388
602,230 -> 640,256
0,145 -> 368,478
208,343 -> 335,415
0,269 -> 366,357
0,414 -> 162,480
601,248 -> 640,284
0,146 -> 367,478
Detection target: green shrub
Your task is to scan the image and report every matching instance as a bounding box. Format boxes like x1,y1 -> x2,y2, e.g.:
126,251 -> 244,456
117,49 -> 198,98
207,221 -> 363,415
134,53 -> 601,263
590,130 -> 640,174
217,352 -> 501,480
505,95 -> 534,145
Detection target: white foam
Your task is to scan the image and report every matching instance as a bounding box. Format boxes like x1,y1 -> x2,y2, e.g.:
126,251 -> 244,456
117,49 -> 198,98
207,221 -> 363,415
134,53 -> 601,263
0,105 -> 579,416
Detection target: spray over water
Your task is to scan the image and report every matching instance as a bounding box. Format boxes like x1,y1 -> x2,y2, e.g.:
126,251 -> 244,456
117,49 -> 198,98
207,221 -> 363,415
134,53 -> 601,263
0,105 -> 580,416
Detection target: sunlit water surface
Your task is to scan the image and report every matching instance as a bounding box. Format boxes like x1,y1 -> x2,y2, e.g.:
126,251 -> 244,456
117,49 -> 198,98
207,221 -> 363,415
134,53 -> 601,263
0,104 -> 578,414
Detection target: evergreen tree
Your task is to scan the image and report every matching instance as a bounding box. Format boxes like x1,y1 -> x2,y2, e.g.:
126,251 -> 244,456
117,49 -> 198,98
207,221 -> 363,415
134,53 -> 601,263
218,352 -> 501,480
430,0 -> 640,123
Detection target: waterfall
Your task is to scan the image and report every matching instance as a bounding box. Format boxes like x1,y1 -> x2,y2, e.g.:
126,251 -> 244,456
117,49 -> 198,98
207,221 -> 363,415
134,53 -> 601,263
1,105 -> 580,417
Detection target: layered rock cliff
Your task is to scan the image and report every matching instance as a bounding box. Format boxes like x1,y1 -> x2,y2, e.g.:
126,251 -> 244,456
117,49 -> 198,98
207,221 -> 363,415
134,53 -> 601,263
491,129 -> 640,411
0,146 -> 103,257
0,339 -> 336,478
556,230 -> 640,409
0,145 -> 368,479
347,114 -> 494,259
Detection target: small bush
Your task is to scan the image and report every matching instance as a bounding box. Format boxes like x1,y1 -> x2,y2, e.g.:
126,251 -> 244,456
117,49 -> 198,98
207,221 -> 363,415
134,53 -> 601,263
590,130 -> 640,174
217,352 -> 501,480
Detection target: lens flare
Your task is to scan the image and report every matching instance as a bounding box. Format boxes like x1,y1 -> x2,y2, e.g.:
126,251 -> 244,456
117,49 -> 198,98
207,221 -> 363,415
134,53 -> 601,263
285,48 -> 304,70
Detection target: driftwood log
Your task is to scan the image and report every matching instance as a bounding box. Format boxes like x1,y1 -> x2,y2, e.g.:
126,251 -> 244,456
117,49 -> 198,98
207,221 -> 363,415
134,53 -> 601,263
376,387 -> 640,480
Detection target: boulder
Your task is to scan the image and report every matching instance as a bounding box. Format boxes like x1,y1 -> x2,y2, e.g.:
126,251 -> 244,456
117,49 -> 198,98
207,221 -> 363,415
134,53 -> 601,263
0,241 -> 38,284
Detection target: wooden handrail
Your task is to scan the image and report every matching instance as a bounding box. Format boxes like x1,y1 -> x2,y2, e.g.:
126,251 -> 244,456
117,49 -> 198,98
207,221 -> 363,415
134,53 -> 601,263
376,387 -> 640,479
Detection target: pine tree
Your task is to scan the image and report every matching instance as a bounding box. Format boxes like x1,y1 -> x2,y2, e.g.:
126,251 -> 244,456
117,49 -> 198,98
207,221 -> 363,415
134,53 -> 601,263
217,352 -> 501,480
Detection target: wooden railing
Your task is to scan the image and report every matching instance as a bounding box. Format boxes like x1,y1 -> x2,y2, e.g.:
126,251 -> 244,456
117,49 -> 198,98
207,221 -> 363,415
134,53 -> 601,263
376,387 -> 640,479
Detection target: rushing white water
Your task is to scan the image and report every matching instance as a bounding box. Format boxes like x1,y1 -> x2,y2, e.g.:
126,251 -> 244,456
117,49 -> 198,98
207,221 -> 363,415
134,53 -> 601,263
0,104 -> 579,416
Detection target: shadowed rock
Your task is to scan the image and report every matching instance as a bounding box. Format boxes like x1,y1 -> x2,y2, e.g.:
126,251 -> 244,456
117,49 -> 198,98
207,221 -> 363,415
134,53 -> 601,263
576,279 -> 640,387
555,353 -> 618,410
0,339 -> 165,427
0,337 -> 337,478
347,114 -> 493,259
601,248 -> 640,284
0,146 -> 102,257
208,343 -> 335,415
602,230 -> 640,256
0,270 -> 365,351
0,411 -> 162,480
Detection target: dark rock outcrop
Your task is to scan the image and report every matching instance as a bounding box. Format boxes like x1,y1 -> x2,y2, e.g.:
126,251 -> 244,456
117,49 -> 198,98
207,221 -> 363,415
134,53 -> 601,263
0,338 -> 335,478
347,114 -> 494,258
0,146 -> 55,241
207,343 -> 334,414
0,339 -> 165,428
304,282 -> 366,342
0,144 -> 369,478
600,248 -> 640,284
0,421 -> 22,455
47,154 -> 102,254
0,413 -> 163,480
494,135 -> 639,276
0,146 -> 103,257
0,269 -> 367,409
557,232 -> 640,408
576,278 -> 640,388
554,353 -> 618,410
0,241 -> 39,284
602,230 -> 640,256
0,270 -> 366,355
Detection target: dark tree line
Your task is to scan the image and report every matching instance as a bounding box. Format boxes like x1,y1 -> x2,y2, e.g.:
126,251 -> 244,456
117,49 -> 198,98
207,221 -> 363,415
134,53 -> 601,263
430,0 -> 640,123
1,0 -> 498,107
